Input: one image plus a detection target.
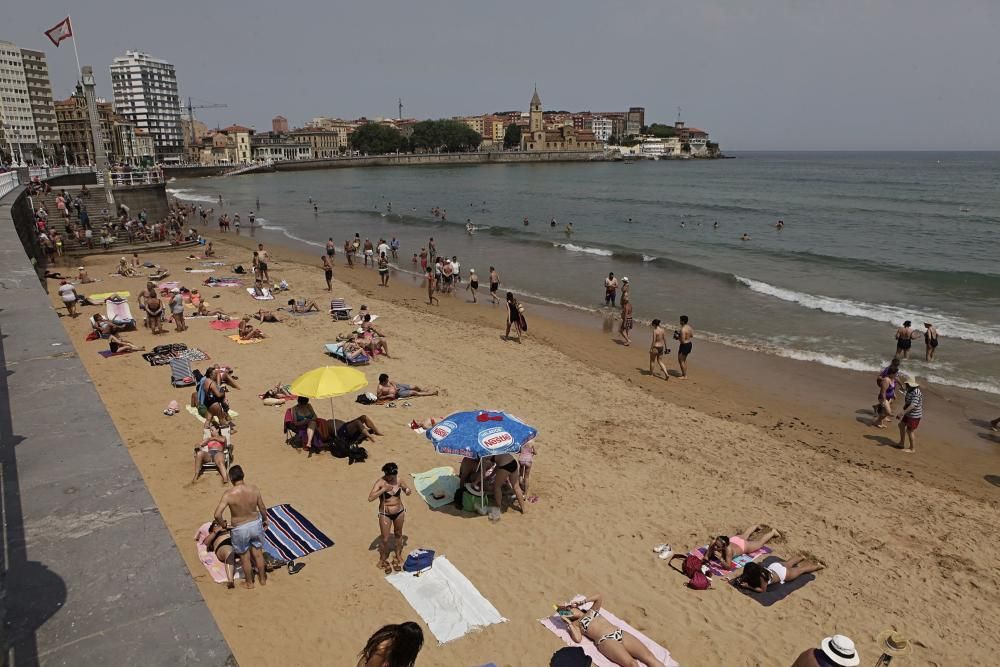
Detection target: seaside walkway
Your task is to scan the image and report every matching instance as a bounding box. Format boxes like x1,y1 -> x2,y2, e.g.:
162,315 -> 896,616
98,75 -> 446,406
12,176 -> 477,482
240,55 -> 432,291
1,184 -> 233,665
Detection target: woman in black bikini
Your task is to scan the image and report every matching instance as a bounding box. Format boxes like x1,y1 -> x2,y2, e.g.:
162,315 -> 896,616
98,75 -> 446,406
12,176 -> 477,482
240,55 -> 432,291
558,594 -> 666,667
201,519 -> 237,588
368,462 -> 412,573
491,453 -> 527,515
504,292 -> 527,341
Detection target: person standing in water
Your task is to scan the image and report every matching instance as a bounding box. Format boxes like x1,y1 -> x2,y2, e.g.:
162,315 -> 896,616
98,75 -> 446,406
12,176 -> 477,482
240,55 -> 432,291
489,266 -> 501,304
619,297 -> 633,346
676,315 -> 694,379
649,319 -> 669,380
895,320 -> 917,359
467,268 -> 479,303
604,272 -> 618,307
923,322 -> 939,361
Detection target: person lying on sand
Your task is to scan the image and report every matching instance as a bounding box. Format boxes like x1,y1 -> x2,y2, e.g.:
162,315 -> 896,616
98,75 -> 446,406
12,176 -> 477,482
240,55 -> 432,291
282,298 -> 319,313
107,333 -> 144,354
340,340 -> 368,363
336,414 -> 384,444
239,316 -> 266,340
557,594 -> 666,667
194,301 -> 229,319
705,525 -> 780,569
192,424 -> 229,484
253,309 -> 283,323
355,329 -> 389,358
377,373 -> 438,401
733,556 -> 824,592
200,519 -> 237,588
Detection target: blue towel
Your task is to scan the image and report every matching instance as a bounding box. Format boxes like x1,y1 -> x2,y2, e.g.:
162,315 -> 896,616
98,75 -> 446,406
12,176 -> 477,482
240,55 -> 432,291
262,504 -> 334,561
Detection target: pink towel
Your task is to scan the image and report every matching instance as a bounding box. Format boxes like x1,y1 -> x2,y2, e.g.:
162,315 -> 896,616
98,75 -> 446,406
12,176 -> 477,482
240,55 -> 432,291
539,597 -> 678,667
209,319 -> 240,331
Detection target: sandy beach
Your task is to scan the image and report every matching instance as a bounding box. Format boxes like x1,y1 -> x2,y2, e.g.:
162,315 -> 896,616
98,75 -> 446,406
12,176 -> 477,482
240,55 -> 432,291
49,236 -> 999,666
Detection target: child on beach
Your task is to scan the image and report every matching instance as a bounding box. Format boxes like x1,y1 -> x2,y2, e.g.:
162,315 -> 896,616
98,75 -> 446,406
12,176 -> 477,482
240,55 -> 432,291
425,268 -> 439,305
518,442 -> 536,494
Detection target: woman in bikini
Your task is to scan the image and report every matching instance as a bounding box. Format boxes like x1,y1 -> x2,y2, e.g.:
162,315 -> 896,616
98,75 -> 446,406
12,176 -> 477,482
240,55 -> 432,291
734,556 -> 824,593
368,462 -> 412,574
238,316 -> 266,340
505,292 -> 526,341
491,453 -> 527,515
200,519 -> 238,589
558,594 -> 666,667
704,525 -> 780,569
192,424 -> 229,484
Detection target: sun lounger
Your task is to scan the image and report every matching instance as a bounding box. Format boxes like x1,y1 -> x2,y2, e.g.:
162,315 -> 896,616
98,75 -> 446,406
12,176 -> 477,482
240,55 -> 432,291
196,426 -> 233,474
105,298 -> 136,329
247,287 -> 274,300
329,298 -> 352,320
170,357 -> 196,387
324,342 -> 370,365
88,291 -> 131,302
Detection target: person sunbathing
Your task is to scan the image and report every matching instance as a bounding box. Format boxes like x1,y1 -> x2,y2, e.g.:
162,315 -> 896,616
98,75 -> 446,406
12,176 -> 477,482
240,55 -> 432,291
356,330 -> 389,358
192,425 -> 229,484
194,301 -> 228,318
340,340 -> 367,363
196,368 -> 235,430
204,242 -> 216,257
253,309 -> 282,323
200,519 -> 237,588
705,525 -> 780,569
557,594 -> 666,667
77,266 -> 95,283
289,396 -> 332,451
733,556 -> 824,592
376,373 -> 438,401
335,414 -> 384,444
238,316 -> 266,340
92,313 -> 129,336
351,305 -> 372,325
284,298 -> 319,313
108,333 -> 144,354
117,257 -> 136,277
252,280 -> 267,298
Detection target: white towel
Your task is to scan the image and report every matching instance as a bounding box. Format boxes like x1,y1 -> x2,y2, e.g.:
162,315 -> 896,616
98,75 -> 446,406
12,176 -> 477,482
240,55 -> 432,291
385,555 -> 506,644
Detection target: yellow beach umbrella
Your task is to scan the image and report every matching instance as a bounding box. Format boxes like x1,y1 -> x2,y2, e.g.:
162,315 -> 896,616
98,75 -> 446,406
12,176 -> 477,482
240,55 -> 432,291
289,366 -> 368,422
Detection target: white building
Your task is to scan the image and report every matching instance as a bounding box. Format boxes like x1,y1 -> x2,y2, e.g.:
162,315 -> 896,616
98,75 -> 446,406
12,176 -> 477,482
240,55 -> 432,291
0,40 -> 39,164
110,51 -> 183,160
591,117 -> 613,142
640,136 -> 683,158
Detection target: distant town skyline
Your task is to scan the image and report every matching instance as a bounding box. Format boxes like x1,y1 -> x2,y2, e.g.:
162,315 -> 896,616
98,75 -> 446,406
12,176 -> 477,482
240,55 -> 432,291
5,1 -> 999,151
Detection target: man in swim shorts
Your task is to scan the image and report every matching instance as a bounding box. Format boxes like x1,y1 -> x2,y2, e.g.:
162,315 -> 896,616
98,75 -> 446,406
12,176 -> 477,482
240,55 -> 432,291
213,465 -> 269,589
489,266 -> 500,304
376,373 -> 439,401
677,315 -> 694,379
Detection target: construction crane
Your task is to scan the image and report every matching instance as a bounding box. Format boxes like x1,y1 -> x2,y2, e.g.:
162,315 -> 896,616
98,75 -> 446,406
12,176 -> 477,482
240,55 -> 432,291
186,97 -> 228,155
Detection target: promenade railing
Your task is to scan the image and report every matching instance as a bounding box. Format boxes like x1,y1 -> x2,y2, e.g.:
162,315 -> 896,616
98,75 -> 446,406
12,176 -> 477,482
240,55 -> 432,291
0,170 -> 19,199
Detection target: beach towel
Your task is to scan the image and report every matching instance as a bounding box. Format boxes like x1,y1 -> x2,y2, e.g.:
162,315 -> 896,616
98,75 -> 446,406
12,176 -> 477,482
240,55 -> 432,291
201,261 -> 226,266
324,342 -> 370,365
194,522 -> 244,584
210,319 -> 241,331
88,291 -> 130,301
204,279 -> 242,287
411,467 -> 460,509
386,555 -> 506,644
539,597 -> 678,667
185,268 -> 215,273
731,556 -> 816,606
693,545 -> 773,577
262,504 -> 334,561
228,334 -> 265,345
98,349 -> 132,358
247,287 -> 274,300
186,405 -> 239,422
157,281 -> 180,291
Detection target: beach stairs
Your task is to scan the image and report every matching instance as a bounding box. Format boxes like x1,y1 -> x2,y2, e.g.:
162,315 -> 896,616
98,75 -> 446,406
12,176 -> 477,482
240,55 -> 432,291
223,161 -> 275,177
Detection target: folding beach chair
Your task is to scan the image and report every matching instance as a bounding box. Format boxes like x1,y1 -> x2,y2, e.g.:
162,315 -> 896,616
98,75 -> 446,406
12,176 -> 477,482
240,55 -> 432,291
169,356 -> 196,387
105,298 -> 136,330
329,298 -> 352,320
324,342 -> 370,365
196,427 -> 233,475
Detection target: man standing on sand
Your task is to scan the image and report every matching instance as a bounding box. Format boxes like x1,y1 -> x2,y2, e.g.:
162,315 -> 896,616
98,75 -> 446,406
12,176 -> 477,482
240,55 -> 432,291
426,267 -> 439,305
214,465 -> 269,589
489,266 -> 500,304
363,238 -> 375,266
257,244 -> 270,282
923,322 -> 939,361
605,272 -> 618,307
677,315 -> 694,379
322,254 -> 333,291
344,240 -> 354,268
649,319 -> 669,380
897,378 -> 923,454
619,297 -> 633,346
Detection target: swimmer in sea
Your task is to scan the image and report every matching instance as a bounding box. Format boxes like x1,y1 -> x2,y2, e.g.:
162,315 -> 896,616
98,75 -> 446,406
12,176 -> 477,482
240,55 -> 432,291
741,233 -> 751,241
523,217 -> 529,226
565,222 -> 573,234
466,220 -> 475,234
714,221 -> 719,229
550,217 -> 556,227
775,220 -> 784,230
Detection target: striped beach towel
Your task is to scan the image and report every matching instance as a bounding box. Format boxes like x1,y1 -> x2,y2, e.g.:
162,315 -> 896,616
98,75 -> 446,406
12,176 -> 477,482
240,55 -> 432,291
263,504 -> 334,561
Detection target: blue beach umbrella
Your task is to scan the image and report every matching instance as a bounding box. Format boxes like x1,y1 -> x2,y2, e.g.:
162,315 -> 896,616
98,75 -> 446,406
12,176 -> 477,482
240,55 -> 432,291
426,410 -> 537,459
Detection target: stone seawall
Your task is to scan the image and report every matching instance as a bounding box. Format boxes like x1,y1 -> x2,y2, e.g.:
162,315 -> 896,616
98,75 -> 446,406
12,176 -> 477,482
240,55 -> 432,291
114,182 -> 171,222
0,184 -> 233,665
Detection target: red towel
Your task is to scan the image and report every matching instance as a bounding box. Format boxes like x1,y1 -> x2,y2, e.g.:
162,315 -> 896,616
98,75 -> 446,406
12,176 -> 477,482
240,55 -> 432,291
209,320 -> 240,331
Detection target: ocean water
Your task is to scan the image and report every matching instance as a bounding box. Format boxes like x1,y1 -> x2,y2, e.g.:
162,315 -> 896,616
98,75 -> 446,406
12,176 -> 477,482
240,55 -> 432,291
168,152 -> 1000,395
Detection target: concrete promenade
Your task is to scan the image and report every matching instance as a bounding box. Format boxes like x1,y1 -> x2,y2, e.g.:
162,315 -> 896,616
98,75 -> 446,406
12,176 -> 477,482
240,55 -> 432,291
0,185 -> 234,666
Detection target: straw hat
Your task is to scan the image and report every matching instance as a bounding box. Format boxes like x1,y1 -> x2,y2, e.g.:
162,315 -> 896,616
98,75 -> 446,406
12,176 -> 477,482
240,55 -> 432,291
905,377 -> 920,388
877,630 -> 912,657
820,635 -> 860,667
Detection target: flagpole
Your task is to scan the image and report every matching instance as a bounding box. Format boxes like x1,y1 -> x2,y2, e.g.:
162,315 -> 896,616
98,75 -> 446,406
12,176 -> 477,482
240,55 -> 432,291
69,15 -> 82,78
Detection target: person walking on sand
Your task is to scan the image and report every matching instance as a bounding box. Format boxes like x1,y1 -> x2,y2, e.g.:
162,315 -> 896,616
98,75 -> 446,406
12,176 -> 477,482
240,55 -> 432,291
619,297 -> 633,345
897,378 -> 923,454
872,364 -> 900,429
677,315 -> 694,379
363,238 -> 374,266
58,280 -> 79,318
322,254 -> 333,291
604,272 -> 618,307
894,320 -> 917,359
923,322 -> 939,361
213,465 -> 269,589
344,240 -> 354,268
467,268 -> 480,303
649,319 -> 669,380
378,251 -> 390,287
368,462 -> 412,574
505,292 -> 527,342
489,266 -> 500,304
425,268 -> 439,305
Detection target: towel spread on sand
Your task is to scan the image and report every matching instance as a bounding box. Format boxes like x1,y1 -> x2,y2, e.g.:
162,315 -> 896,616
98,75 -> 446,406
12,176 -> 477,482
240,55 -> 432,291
185,405 -> 239,422
228,334 -> 265,344
262,504 -> 335,561
246,287 -> 274,300
88,291 -> 131,301
386,555 -> 506,644
205,279 -> 242,287
539,597 -> 679,667
693,545 -> 773,577
98,349 -> 132,358
411,467 -> 460,509
157,281 -> 180,290
731,555 -> 816,606
210,320 -> 241,331
185,268 -> 215,273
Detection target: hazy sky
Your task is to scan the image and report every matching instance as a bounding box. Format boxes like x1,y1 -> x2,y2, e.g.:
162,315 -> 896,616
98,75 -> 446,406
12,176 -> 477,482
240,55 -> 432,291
7,1 -> 1000,150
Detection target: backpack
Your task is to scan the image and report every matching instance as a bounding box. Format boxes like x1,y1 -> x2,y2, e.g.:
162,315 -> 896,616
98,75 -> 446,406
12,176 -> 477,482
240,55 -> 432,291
356,392 -> 377,405
550,647 -> 592,667
688,570 -> 711,590
233,265 -> 246,274
403,548 -> 435,573
682,554 -> 711,590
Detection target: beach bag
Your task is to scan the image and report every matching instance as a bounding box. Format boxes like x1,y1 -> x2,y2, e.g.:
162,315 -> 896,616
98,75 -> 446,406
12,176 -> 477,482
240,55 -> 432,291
356,392 -> 377,405
461,490 -> 487,513
681,554 -> 703,578
403,548 -> 435,573
234,265 -> 246,274
688,570 -> 711,590
550,647 -> 592,667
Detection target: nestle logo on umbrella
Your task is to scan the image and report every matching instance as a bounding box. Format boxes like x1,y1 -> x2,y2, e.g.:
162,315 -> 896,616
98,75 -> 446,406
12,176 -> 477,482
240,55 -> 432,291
431,421 -> 455,441
478,427 -> 512,450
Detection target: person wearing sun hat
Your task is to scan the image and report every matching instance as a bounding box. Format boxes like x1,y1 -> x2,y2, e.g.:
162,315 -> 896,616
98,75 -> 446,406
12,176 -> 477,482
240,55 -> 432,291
790,634 -> 859,666
896,377 -> 923,454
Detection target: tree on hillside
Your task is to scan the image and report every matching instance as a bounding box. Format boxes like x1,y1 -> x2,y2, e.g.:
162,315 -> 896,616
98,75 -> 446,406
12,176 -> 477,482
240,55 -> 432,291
349,123 -> 405,155
646,123 -> 677,138
409,120 -> 481,153
503,123 -> 522,149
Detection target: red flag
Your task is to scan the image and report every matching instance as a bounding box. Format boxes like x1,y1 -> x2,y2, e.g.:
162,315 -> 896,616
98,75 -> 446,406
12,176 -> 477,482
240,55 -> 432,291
44,17 -> 73,47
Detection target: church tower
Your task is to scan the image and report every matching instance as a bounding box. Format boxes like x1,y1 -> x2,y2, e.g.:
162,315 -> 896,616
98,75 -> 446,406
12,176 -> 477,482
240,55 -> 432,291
529,85 -> 543,134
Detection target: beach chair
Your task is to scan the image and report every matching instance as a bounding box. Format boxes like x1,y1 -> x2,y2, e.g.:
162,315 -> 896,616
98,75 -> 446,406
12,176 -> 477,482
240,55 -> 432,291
89,315 -> 110,339
324,342 -> 370,365
196,427 -> 233,475
169,356 -> 196,387
105,298 -> 136,330
329,298 -> 352,320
